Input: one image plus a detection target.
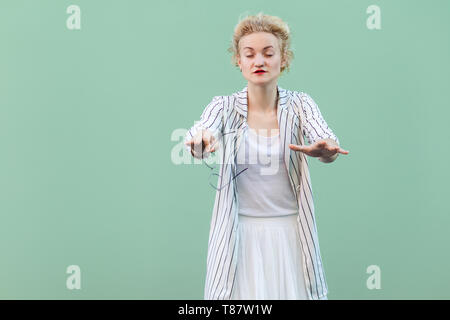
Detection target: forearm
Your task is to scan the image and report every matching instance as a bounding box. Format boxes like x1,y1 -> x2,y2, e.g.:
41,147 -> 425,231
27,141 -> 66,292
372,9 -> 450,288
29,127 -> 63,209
318,138 -> 339,163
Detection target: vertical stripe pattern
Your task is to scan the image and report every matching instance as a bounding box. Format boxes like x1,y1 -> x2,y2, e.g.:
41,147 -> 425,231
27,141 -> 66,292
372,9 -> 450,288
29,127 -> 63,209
186,85 -> 340,300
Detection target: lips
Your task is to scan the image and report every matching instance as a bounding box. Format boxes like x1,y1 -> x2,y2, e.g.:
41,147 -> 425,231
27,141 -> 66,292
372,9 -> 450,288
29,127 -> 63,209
254,70 -> 266,74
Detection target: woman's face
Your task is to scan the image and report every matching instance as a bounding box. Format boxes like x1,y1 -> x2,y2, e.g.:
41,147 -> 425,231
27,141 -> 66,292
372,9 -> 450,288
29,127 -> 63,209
237,32 -> 285,86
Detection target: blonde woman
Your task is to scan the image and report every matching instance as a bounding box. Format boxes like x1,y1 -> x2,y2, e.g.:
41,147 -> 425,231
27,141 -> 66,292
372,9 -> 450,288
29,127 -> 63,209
185,12 -> 349,300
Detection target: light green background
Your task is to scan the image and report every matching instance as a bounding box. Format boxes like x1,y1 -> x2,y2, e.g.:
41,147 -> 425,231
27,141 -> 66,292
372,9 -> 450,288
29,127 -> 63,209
1,0 -> 449,299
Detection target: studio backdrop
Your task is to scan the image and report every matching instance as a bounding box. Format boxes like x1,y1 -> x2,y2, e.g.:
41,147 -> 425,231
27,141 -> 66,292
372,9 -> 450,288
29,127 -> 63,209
0,0 -> 449,299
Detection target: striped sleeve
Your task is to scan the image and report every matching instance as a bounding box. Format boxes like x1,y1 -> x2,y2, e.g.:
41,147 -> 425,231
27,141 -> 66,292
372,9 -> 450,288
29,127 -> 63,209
184,95 -> 224,158
298,92 -> 340,145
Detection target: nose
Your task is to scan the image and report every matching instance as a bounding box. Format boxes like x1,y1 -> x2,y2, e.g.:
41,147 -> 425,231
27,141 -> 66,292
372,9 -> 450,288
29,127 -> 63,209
255,53 -> 265,67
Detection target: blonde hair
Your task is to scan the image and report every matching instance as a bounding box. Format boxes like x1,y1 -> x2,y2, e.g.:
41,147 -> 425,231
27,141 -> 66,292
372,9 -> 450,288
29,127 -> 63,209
228,12 -> 294,74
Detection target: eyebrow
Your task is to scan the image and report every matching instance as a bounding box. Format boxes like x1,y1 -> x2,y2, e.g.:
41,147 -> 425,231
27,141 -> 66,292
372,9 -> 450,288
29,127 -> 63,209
243,46 -> 274,50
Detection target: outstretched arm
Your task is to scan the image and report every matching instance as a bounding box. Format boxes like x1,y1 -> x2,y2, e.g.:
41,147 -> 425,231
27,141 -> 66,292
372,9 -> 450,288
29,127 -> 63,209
289,138 -> 349,163
184,96 -> 224,159
291,92 -> 349,163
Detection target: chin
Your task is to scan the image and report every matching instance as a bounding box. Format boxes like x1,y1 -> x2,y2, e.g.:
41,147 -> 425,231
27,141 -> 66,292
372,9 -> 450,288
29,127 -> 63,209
247,76 -> 276,85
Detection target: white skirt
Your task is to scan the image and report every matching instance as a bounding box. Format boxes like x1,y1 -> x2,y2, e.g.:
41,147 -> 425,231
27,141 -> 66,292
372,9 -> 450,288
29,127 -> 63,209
231,213 -> 322,300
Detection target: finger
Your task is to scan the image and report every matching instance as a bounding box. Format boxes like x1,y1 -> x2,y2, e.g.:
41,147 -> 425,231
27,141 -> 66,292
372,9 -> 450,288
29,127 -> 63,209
323,145 -> 336,153
192,133 -> 206,154
208,139 -> 218,153
338,148 -> 349,154
206,144 -> 218,153
205,133 -> 215,148
332,146 -> 340,153
194,134 -> 202,146
327,146 -> 342,156
289,144 -> 306,152
202,129 -> 212,143
210,140 -> 219,153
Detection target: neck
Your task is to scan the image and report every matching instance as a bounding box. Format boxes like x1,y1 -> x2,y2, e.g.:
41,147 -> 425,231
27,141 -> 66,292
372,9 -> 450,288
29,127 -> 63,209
246,82 -> 279,114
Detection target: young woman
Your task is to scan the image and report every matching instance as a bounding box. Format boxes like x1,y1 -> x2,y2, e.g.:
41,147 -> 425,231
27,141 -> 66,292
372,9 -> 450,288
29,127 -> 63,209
185,12 -> 349,300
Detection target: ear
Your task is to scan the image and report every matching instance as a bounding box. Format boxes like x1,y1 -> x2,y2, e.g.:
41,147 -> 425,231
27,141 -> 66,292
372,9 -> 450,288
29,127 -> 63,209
281,53 -> 287,68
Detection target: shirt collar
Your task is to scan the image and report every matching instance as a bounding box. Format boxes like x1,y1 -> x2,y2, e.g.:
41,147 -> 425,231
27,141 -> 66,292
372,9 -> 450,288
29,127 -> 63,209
234,84 -> 288,118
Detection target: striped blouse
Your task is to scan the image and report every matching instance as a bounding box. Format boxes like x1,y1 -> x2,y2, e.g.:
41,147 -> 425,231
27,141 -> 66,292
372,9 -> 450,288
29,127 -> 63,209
185,85 -> 339,300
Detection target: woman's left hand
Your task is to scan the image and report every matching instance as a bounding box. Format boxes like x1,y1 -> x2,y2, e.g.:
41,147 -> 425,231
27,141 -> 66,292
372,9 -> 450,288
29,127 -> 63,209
288,139 -> 349,159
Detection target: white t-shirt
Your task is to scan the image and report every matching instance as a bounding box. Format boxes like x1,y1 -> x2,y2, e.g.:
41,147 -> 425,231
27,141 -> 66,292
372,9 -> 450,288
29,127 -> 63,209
235,126 -> 299,217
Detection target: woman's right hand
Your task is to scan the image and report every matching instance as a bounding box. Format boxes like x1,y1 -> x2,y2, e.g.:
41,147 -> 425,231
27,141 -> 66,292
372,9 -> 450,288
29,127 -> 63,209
185,129 -> 217,157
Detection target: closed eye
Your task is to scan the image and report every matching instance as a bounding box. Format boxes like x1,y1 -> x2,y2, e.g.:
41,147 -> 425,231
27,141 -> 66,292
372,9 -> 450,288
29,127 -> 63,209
246,54 -> 273,57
